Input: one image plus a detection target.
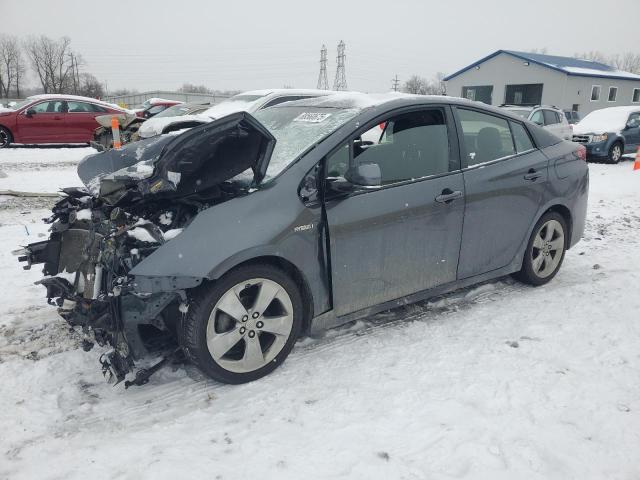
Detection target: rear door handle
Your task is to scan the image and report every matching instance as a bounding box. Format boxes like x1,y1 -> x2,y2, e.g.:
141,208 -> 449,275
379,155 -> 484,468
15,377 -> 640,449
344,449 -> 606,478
435,189 -> 463,204
524,169 -> 541,181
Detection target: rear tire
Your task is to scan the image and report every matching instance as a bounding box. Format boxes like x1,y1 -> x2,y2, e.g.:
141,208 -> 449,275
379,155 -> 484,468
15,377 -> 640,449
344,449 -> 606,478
608,141 -> 623,164
0,126 -> 12,148
513,212 -> 568,286
182,264 -> 303,384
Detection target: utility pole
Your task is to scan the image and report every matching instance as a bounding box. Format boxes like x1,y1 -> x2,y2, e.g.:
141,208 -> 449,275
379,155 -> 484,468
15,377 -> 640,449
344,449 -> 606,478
316,45 -> 329,90
391,74 -> 400,92
333,40 -> 348,91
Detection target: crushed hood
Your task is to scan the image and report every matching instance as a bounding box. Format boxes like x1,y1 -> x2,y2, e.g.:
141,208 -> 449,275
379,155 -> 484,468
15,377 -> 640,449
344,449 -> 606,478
78,111 -> 275,205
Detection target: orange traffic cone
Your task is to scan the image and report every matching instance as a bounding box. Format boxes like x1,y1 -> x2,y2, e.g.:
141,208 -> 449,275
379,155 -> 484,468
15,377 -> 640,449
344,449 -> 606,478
634,147 -> 640,171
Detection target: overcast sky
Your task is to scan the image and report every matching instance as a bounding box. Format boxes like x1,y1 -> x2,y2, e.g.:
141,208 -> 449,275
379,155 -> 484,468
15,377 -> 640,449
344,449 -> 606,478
3,0 -> 638,94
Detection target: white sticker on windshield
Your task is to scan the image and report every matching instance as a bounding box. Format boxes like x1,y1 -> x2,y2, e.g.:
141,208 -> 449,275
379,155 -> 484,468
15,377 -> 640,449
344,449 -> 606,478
293,112 -> 332,123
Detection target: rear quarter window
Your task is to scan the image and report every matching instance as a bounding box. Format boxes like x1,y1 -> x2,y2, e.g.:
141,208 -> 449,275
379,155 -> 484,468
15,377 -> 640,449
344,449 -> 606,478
526,122 -> 562,148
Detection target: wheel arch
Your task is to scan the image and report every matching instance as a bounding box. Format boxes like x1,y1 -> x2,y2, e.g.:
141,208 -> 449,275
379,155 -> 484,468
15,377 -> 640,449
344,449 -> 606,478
0,123 -> 14,144
544,203 -> 573,247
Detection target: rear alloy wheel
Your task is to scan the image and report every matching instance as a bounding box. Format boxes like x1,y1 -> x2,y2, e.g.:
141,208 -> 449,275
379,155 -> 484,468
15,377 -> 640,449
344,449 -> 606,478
608,142 -> 623,164
0,127 -> 12,148
182,264 -> 303,384
514,212 -> 567,286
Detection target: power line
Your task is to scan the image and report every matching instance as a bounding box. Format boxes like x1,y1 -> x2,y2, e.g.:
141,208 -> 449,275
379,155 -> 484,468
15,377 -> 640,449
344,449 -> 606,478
333,40 -> 348,91
316,44 -> 329,90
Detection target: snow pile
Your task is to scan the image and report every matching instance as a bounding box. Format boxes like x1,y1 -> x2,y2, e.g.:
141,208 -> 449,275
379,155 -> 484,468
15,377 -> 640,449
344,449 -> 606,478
126,227 -> 158,243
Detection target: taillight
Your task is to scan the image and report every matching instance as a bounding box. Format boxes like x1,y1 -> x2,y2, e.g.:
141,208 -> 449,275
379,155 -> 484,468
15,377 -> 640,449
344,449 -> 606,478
576,145 -> 587,161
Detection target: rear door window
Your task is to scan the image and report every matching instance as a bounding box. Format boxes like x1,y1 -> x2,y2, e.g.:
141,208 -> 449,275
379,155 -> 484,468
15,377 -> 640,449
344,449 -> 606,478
543,110 -> 560,125
457,108 -> 515,166
67,101 -> 94,113
510,121 -> 535,153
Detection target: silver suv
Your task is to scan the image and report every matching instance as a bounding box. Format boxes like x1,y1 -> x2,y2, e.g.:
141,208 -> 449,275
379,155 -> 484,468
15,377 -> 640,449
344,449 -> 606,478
500,105 -> 572,140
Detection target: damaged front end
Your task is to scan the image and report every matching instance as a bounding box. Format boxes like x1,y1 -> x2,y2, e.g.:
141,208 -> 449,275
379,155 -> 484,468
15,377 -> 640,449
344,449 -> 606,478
17,112 -> 275,386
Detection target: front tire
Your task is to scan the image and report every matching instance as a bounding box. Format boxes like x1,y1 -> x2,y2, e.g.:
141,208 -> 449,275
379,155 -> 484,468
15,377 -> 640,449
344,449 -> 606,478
513,212 -> 568,286
0,126 -> 12,148
182,264 -> 303,384
608,141 -> 623,164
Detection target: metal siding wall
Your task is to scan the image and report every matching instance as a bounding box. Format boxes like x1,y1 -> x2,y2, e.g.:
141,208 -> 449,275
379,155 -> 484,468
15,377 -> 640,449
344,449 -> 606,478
445,53 -> 565,106
103,91 -> 231,108
563,77 -> 640,115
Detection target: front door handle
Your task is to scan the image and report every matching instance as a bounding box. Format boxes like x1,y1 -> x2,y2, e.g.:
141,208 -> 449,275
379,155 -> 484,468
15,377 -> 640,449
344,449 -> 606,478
524,169 -> 541,181
435,189 -> 463,204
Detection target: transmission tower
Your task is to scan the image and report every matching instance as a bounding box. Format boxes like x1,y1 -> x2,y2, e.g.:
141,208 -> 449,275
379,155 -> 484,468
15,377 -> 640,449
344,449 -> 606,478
391,74 -> 400,92
333,40 -> 348,91
316,45 -> 329,90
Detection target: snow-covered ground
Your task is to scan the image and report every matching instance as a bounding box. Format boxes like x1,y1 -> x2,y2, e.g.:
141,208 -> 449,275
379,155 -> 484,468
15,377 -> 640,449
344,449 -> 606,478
0,148 -> 639,480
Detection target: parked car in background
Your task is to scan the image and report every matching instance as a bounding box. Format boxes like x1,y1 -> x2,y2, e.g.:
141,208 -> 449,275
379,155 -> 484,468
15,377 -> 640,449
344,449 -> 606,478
130,102 -> 210,142
572,106 -> 640,163
134,98 -> 183,119
91,102 -> 212,150
0,94 -> 127,148
137,89 -> 334,139
19,94 -> 588,386
564,110 -> 581,125
500,105 -> 572,140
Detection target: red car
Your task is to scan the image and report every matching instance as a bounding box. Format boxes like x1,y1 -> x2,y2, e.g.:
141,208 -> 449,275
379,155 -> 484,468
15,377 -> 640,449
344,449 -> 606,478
134,98 -> 183,119
0,94 -> 126,148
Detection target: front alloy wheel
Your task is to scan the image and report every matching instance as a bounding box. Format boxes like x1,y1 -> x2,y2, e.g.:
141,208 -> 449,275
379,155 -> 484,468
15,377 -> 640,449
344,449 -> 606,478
206,278 -> 294,373
608,142 -> 622,164
183,264 -> 303,384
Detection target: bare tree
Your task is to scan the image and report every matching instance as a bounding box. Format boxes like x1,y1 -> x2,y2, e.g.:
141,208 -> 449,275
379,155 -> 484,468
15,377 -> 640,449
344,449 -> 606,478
403,73 -> 447,95
77,73 -> 104,98
575,50 -> 610,64
24,35 -> 76,94
0,34 -> 25,98
611,52 -> 640,74
177,83 -> 212,94
403,75 -> 429,95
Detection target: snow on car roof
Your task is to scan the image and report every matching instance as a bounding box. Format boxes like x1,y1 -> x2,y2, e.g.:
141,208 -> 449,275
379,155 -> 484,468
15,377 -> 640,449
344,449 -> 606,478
240,88 -> 334,97
25,94 -> 130,113
574,106 -> 640,134
274,91 -> 433,110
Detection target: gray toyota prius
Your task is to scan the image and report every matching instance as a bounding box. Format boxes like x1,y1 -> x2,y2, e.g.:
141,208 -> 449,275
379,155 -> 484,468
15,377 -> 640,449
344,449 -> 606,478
18,93 -> 589,386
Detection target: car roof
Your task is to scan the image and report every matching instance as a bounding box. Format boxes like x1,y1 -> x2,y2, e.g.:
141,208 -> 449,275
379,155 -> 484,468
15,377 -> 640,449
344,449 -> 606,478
26,94 -> 126,111
275,92 -> 532,122
240,88 -> 336,98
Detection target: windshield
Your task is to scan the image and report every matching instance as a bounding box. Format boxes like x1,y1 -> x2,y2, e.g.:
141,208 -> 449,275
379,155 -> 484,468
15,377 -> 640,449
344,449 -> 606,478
154,104 -> 192,118
253,105 -> 359,179
504,108 -> 530,119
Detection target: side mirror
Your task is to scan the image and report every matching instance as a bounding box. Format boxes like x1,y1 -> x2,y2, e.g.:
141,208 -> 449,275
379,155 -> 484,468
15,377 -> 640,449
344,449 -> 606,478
25,108 -> 36,117
345,162 -> 382,187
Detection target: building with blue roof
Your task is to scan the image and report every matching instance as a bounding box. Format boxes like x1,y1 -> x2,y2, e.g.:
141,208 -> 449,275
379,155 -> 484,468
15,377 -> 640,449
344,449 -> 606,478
444,50 -> 640,115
